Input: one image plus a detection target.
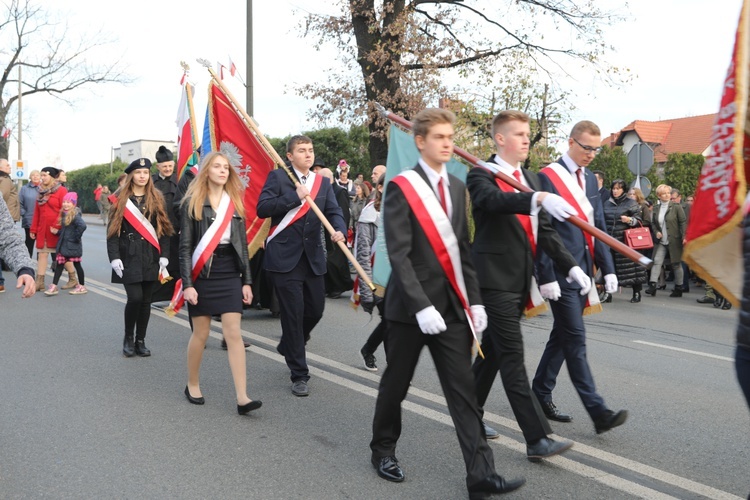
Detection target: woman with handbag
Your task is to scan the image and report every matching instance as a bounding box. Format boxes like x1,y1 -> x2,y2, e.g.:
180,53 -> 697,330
603,179 -> 648,303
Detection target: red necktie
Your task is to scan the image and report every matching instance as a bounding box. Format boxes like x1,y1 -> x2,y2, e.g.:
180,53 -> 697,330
437,178 -> 447,214
576,168 -> 584,189
512,169 -> 523,186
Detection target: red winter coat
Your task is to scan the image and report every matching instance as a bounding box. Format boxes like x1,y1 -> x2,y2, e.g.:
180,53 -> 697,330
31,184 -> 67,249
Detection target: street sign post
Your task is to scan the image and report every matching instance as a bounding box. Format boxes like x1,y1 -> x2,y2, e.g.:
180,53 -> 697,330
627,142 -> 654,198
13,159 -> 26,180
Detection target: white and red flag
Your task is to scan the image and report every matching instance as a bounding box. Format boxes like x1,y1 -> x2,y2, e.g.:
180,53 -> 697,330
684,0 -> 750,307
175,73 -> 198,179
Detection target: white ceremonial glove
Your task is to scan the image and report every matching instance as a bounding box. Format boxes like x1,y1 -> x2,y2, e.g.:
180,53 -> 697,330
539,281 -> 561,301
470,305 -> 487,335
604,274 -> 618,294
111,259 -> 124,278
566,266 -> 592,295
159,258 -> 169,269
415,306 -> 447,335
541,193 -> 578,221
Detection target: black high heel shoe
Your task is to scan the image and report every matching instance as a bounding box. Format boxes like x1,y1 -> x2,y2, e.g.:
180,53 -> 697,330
185,386 -> 205,405
238,400 -> 262,415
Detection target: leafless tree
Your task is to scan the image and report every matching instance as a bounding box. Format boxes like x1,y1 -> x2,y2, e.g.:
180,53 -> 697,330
297,0 -> 627,166
0,0 -> 130,158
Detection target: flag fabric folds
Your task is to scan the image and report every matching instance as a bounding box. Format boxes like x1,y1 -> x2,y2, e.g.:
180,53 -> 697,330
205,80 -> 276,255
175,80 -> 197,179
684,0 -> 750,306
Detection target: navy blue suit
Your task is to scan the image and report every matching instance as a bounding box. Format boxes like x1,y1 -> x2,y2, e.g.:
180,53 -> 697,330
532,158 -> 615,420
257,167 -> 346,382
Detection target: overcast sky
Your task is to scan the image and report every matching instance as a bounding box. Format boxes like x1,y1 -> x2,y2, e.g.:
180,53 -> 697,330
9,0 -> 740,172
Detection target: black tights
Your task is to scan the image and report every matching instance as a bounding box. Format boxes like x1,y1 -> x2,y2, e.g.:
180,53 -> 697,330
123,281 -> 156,339
52,261 -> 84,286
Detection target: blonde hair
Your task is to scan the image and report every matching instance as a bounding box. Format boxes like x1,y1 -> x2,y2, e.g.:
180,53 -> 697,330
59,206 -> 77,227
182,152 -> 246,221
106,171 -> 174,239
412,108 -> 455,141
631,187 -> 646,205
656,184 -> 671,196
492,110 -> 530,136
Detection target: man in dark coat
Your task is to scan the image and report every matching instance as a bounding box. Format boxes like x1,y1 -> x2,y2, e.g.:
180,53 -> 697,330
151,146 -> 180,302
369,108 -> 524,497
470,110 -> 584,461
257,135 -> 346,397
318,167 -> 352,298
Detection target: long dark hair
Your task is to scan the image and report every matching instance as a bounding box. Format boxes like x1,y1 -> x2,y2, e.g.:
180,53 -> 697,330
107,171 -> 174,239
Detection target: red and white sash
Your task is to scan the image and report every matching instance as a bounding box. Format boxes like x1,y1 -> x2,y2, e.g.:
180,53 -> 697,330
390,170 -> 482,353
540,162 -> 601,314
266,173 -> 323,244
166,193 -> 235,316
124,198 -> 161,252
479,162 -> 547,318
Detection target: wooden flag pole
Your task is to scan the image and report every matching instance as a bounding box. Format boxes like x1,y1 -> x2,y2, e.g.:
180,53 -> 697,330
375,104 -> 653,270
198,60 -> 376,292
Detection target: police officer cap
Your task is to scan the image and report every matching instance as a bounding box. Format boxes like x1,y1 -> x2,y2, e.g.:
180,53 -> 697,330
155,145 -> 174,163
125,158 -> 152,174
41,166 -> 60,178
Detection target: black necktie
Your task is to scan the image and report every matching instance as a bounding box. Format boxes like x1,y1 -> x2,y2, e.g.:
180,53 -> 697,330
301,175 -> 307,185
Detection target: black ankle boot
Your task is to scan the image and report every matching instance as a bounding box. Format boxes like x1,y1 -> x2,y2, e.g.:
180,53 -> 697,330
669,285 -> 683,298
123,333 -> 135,357
644,282 -> 656,296
630,292 -> 641,303
134,339 -> 151,357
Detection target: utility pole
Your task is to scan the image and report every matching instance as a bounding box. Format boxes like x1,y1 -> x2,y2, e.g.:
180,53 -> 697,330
17,64 -> 22,162
246,0 -> 253,116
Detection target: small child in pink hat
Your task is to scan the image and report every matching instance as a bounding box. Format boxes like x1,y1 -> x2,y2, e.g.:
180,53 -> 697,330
45,192 -> 88,296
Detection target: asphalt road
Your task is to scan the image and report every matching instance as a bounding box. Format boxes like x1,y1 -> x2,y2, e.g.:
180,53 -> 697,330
0,215 -> 747,499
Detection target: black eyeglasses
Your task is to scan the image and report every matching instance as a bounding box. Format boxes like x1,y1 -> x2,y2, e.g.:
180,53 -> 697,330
573,137 -> 602,154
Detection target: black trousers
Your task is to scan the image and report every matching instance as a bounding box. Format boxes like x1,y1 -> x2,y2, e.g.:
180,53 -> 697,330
269,256 -> 325,382
370,319 -> 496,489
362,300 -> 388,359
472,289 -> 551,443
123,281 -> 157,340
23,228 -> 34,257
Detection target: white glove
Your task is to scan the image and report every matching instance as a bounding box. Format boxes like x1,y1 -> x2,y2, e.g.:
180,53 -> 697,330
415,306 -> 447,335
541,193 -> 578,221
604,274 -> 618,293
111,259 -> 124,278
470,305 -> 487,335
539,281 -> 561,301
566,266 -> 592,295
159,258 -> 169,269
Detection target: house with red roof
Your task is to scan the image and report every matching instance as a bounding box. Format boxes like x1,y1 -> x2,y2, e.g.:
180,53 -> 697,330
603,113 -> 716,166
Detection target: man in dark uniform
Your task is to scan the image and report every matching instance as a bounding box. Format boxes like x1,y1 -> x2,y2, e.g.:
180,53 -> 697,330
369,108 -> 524,497
318,167 -> 352,298
150,146 -> 180,303
257,135 -> 346,397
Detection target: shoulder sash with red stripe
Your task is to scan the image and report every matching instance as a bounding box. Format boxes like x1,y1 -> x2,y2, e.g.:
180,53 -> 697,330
266,173 -> 323,243
166,192 -> 235,316
390,170 -> 482,354
540,163 -> 595,261
124,198 -> 160,253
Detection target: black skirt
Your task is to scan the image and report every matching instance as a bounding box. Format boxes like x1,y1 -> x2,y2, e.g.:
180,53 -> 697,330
188,247 -> 243,317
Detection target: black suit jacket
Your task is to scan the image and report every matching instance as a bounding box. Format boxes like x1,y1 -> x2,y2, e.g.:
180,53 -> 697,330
257,168 -> 346,275
467,163 -> 577,294
384,164 -> 481,325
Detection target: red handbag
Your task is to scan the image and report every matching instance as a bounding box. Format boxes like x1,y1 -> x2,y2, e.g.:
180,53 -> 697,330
624,222 -> 653,250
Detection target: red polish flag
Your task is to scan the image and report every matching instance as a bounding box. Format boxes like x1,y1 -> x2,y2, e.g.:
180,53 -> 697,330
205,80 -> 276,256
175,76 -> 197,179
684,0 -> 750,307
228,57 -> 237,77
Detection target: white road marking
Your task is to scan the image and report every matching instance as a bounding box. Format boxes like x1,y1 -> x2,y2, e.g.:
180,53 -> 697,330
84,277 -> 742,500
633,340 -> 734,362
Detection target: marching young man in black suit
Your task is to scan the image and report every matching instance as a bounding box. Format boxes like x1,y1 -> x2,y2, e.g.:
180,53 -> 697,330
369,108 -> 524,498
257,135 -> 346,397
470,110 -> 588,461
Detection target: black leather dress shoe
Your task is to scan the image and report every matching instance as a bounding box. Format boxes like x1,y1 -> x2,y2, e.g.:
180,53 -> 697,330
526,437 -> 573,462
483,421 -> 499,440
184,386 -> 205,405
371,455 -> 404,482
594,409 -> 628,434
540,401 -> 573,422
468,474 -> 525,499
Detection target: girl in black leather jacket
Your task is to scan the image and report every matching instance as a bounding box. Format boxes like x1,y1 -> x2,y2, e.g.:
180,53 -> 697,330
179,151 -> 260,415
